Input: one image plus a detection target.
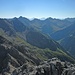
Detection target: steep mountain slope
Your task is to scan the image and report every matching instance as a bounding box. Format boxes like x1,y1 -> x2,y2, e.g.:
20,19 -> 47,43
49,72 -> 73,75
60,33 -> 75,58
0,35 -> 75,74
0,35 -> 42,73
51,22 -> 75,58
0,18 -> 16,36
18,16 -> 31,27
51,22 -> 75,41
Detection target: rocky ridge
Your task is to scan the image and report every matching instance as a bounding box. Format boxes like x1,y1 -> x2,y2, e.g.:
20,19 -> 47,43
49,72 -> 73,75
5,58 -> 75,75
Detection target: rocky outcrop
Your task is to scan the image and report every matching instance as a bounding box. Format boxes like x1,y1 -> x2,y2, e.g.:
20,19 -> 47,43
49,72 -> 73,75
0,36 -> 40,74
10,58 -> 75,75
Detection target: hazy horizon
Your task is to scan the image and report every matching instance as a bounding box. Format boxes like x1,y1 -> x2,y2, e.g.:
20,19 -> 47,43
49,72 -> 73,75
0,0 -> 75,19
1,16 -> 75,20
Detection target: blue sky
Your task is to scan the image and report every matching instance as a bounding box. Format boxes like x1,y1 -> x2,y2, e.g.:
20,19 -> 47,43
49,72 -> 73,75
0,0 -> 75,19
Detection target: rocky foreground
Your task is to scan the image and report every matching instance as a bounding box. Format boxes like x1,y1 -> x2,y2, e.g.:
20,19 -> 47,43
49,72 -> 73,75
1,58 -> 75,75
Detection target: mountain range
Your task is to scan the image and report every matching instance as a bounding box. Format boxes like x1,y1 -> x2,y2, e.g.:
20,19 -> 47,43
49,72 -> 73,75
0,16 -> 75,74
18,16 -> 75,58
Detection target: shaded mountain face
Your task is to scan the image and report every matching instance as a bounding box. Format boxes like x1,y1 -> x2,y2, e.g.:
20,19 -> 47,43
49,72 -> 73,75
51,22 -> 75,58
12,18 -> 26,32
18,16 -> 31,27
51,22 -> 75,41
26,30 -> 58,51
9,18 -> 27,32
60,33 -> 75,58
0,19 -> 15,36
